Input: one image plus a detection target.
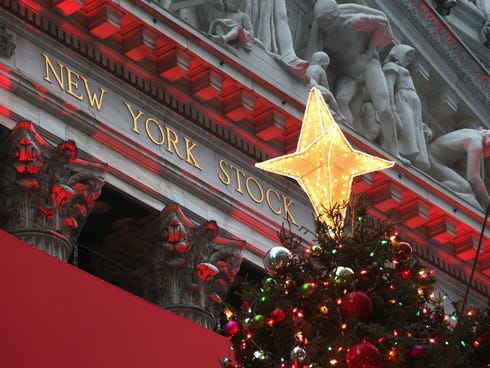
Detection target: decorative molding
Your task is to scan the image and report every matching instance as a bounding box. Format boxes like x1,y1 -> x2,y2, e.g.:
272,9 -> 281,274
0,122 -> 107,261
0,25 -> 15,57
404,0 -> 490,109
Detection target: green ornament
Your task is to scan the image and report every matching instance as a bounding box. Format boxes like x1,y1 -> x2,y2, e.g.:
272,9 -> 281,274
300,282 -> 315,298
252,314 -> 266,328
310,245 -> 323,257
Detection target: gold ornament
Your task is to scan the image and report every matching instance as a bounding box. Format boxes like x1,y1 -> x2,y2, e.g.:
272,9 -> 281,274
255,88 -> 394,226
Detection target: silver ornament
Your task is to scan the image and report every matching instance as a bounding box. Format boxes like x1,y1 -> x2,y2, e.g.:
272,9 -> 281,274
263,246 -> 293,275
290,346 -> 307,362
331,266 -> 355,286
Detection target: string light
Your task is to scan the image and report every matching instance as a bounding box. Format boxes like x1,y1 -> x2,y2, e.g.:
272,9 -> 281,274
224,308 -> 233,319
255,88 -> 394,227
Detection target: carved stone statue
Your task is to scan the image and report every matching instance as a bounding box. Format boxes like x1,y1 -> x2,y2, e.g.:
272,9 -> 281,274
305,51 -> 345,123
435,0 -> 457,16
209,0 -> 254,51
244,0 -> 308,76
482,20 -> 490,48
383,44 -> 431,170
427,129 -> 490,209
307,0 -> 408,164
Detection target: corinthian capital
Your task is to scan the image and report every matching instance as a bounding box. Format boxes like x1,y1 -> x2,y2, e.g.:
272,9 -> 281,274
0,122 -> 107,260
96,203 -> 245,329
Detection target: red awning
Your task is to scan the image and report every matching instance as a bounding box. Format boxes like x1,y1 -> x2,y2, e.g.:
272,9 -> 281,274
0,230 -> 232,367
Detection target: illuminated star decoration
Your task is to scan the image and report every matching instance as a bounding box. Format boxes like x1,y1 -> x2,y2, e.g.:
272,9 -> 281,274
255,88 -> 394,226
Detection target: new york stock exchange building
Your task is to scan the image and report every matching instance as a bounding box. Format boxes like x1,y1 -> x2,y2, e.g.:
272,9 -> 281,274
0,0 -> 489,366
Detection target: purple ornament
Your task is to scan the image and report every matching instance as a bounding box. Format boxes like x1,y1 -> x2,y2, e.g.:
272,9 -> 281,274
410,345 -> 423,358
224,320 -> 239,336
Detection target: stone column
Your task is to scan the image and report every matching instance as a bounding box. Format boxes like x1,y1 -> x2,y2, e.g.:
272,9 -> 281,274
95,204 -> 245,330
0,122 -> 107,261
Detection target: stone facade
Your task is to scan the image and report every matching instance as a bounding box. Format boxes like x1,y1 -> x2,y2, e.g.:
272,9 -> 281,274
0,0 -> 488,324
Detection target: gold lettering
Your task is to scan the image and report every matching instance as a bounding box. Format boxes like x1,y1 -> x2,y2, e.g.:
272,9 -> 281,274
266,189 -> 282,215
42,53 -> 64,89
184,137 -> 202,170
246,177 -> 264,203
230,165 -> 245,194
145,118 -> 165,145
66,67 -> 83,100
82,77 -> 106,111
282,196 -> 298,225
124,102 -> 144,134
218,159 -> 231,185
165,127 -> 184,160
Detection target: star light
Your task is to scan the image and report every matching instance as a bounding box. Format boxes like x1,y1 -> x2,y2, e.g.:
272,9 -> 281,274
255,88 -> 394,226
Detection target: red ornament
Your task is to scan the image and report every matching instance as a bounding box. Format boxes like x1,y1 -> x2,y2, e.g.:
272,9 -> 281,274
346,342 -> 382,368
340,291 -> 373,322
394,241 -> 412,261
224,321 -> 239,336
270,308 -> 286,323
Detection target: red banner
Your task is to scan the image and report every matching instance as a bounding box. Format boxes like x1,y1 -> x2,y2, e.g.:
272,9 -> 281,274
0,230 -> 232,368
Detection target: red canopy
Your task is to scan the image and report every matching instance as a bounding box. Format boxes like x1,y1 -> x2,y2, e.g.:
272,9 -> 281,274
0,230 -> 232,368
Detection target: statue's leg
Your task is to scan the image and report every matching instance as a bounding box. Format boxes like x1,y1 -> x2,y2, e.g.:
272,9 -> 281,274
273,0 -> 296,59
429,159 -> 472,194
334,76 -> 357,126
364,59 -> 405,162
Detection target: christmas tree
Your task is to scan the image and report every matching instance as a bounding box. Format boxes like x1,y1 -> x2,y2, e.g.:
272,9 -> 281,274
220,200 -> 489,368
219,89 -> 488,367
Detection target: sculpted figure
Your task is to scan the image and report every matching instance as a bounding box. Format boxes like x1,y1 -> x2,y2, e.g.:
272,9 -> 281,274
164,0 -> 224,32
482,20 -> 490,48
306,51 -> 345,123
383,44 -> 430,170
307,0 -> 407,163
435,0 -> 457,16
244,0 -> 308,76
209,0 -> 254,51
427,129 -> 490,209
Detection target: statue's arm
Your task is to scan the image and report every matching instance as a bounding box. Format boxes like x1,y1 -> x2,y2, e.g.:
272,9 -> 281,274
343,6 -> 393,51
242,13 -> 254,37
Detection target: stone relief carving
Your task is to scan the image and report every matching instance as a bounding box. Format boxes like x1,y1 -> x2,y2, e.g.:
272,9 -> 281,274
208,0 -> 254,51
94,203 -> 245,330
166,0 -> 308,76
306,0 -> 409,164
0,25 -> 15,57
0,122 -> 107,261
243,0 -> 308,76
165,0 -> 489,210
427,129 -> 490,209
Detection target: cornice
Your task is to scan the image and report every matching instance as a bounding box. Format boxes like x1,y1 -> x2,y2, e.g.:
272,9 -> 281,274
0,0 -> 300,161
